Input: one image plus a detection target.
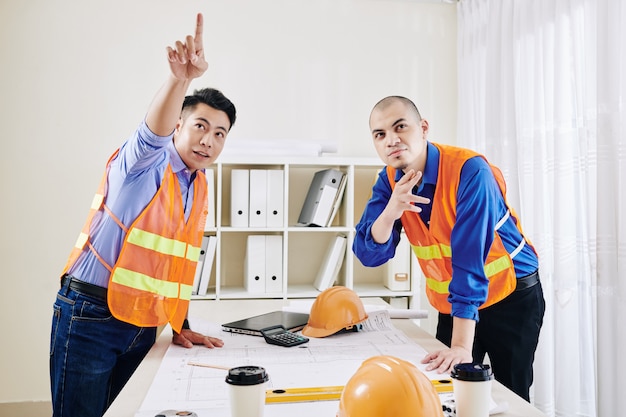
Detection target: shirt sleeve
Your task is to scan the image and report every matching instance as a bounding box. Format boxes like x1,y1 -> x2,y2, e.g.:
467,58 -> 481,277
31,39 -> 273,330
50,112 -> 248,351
448,156 -> 503,321
113,119 -> 173,177
352,169 -> 403,267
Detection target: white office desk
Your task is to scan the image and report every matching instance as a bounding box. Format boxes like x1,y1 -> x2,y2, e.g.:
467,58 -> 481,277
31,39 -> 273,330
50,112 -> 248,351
104,299 -> 546,417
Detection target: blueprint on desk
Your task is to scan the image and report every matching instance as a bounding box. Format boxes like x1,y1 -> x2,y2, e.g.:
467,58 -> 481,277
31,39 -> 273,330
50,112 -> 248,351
135,310 -> 434,417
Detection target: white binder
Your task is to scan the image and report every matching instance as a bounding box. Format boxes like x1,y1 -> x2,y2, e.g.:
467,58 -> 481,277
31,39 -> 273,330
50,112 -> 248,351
204,169 -> 215,230
230,169 -> 249,227
326,173 -> 347,226
298,169 -> 345,227
197,236 -> 217,296
313,235 -> 347,291
244,235 -> 266,293
384,231 -> 411,291
192,236 -> 210,295
264,235 -> 283,293
266,170 -> 284,228
249,169 -> 268,227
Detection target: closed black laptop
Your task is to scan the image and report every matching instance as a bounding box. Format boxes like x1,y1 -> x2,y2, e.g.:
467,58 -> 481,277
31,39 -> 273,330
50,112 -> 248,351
221,311 -> 310,336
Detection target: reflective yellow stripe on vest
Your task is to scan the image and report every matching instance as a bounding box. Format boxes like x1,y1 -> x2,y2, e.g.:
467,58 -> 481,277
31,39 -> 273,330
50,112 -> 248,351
91,193 -> 104,210
413,244 -> 452,259
112,267 -> 193,300
416,244 -> 512,295
74,232 -> 88,250
426,278 -> 450,294
415,243 -> 453,295
413,245 -> 441,260
413,244 -> 452,260
484,255 -> 512,277
127,228 -> 201,261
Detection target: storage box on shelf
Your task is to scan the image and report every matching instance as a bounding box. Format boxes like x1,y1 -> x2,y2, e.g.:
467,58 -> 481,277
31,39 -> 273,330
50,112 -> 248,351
190,156 -> 421,309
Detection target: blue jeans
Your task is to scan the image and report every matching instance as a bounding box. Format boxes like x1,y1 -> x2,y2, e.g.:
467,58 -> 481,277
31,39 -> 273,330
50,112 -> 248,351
50,278 -> 157,417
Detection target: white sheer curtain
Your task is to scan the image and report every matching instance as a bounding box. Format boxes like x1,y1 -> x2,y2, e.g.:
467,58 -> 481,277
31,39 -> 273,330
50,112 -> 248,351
457,0 -> 626,416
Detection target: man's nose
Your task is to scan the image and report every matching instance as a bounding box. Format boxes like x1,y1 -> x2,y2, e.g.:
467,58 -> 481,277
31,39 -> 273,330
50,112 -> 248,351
386,133 -> 400,146
199,135 -> 212,147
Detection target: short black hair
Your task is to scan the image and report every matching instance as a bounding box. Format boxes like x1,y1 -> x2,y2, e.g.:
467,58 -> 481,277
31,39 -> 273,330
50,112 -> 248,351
182,88 -> 237,130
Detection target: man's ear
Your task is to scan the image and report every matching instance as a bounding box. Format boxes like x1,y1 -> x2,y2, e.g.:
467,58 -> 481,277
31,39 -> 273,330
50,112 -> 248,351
174,117 -> 184,137
420,118 -> 430,136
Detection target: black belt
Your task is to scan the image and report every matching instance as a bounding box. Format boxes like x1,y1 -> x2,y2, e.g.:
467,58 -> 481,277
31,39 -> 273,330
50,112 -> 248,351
515,270 -> 540,291
62,274 -> 108,301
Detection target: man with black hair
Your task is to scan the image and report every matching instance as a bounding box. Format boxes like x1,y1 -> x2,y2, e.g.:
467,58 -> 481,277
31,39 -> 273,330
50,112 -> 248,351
50,13 -> 235,417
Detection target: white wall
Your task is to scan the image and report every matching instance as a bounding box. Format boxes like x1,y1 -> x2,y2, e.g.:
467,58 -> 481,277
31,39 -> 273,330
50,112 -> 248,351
0,0 -> 456,403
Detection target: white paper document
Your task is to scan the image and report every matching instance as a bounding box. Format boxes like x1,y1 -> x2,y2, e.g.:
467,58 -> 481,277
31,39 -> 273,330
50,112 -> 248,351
136,311 -> 503,417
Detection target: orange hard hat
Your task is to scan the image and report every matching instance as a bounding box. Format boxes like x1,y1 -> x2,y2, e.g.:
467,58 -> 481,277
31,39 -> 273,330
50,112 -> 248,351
301,286 -> 368,338
336,355 -> 444,417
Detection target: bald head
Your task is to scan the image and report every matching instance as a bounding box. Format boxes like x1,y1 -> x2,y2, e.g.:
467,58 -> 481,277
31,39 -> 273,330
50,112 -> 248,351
370,96 -> 422,126
368,95 -> 429,172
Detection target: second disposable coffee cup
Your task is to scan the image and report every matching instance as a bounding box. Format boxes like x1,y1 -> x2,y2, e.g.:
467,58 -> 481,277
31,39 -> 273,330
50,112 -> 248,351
450,363 -> 493,417
225,365 -> 269,417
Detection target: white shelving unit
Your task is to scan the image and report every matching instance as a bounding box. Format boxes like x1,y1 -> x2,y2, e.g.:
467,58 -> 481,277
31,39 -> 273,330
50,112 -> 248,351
193,155 -> 420,307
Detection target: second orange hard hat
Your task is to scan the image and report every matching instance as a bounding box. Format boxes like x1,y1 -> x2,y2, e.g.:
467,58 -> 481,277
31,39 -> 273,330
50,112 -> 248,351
336,355 -> 445,417
302,286 -> 368,338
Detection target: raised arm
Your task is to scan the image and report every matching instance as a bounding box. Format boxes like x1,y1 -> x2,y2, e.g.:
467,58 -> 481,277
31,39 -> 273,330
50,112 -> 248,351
146,13 -> 208,136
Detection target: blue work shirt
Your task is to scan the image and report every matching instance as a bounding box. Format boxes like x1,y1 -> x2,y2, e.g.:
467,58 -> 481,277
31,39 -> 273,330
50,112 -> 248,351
353,142 -> 538,320
68,120 -> 201,288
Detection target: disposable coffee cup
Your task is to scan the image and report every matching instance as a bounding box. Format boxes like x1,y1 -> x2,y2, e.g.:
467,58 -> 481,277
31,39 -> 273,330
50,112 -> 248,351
450,363 -> 493,417
225,366 -> 269,417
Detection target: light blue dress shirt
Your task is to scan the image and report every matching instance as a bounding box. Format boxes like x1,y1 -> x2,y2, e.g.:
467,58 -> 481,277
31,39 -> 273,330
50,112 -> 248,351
68,120 -> 201,288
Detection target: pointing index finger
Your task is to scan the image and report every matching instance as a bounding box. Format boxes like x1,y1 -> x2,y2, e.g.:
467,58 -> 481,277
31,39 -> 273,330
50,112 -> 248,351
195,13 -> 204,47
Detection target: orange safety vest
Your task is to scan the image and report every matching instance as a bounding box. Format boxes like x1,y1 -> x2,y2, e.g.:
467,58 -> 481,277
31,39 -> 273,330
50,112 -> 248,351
386,143 -> 536,314
62,150 -> 208,332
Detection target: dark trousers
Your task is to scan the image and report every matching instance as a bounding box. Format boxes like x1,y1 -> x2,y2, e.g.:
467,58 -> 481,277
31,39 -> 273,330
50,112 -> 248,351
436,279 -> 545,401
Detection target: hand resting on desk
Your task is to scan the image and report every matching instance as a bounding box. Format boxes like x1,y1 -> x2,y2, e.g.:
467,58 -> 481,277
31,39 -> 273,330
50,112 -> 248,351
421,345 -> 473,375
173,328 -> 224,349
